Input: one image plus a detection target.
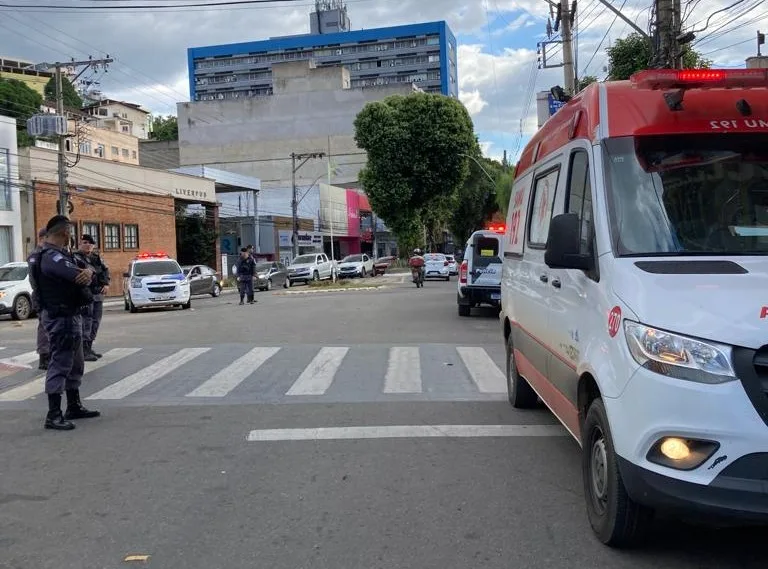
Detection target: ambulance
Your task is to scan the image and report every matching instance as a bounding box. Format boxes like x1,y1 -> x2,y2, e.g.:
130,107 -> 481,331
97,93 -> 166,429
499,69 -> 768,547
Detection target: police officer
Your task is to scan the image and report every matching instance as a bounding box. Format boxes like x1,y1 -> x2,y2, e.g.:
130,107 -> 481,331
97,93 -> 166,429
234,247 -> 256,305
28,227 -> 50,370
34,215 -> 100,431
74,234 -> 110,361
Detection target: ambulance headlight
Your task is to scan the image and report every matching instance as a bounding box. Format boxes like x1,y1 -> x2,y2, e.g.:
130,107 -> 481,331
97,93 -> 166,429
624,321 -> 736,384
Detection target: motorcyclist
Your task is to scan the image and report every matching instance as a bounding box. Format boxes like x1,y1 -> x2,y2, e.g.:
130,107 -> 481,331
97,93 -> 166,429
408,248 -> 425,282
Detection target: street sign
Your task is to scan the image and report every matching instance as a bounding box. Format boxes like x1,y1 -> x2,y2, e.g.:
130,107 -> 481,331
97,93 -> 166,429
547,93 -> 565,116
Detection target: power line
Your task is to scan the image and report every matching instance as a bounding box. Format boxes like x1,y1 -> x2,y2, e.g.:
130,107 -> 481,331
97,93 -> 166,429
0,0 -> 314,9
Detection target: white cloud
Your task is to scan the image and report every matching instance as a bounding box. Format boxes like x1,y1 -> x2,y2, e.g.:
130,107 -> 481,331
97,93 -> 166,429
459,89 -> 488,116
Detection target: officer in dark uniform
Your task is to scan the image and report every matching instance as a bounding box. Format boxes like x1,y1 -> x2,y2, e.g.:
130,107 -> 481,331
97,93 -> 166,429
34,215 -> 100,431
74,234 -> 110,361
28,227 -> 50,370
234,247 -> 256,305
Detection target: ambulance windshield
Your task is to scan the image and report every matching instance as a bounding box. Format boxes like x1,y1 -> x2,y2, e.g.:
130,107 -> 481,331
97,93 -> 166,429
603,134 -> 768,256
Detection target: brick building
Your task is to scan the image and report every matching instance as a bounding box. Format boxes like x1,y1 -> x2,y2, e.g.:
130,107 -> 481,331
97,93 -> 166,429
18,147 -> 217,297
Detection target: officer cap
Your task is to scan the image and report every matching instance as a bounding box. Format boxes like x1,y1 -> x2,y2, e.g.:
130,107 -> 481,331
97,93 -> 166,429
240,247 -> 248,253
45,214 -> 70,233
81,234 -> 95,244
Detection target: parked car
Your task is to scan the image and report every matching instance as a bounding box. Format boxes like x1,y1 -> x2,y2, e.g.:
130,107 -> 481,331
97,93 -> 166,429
0,262 -> 34,320
373,256 -> 397,276
445,254 -> 459,275
254,261 -> 289,290
337,254 -> 374,278
287,253 -> 335,285
182,265 -> 222,297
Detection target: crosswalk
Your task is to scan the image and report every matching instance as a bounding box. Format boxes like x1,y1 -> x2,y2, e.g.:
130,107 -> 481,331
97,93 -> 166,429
0,343 -> 508,407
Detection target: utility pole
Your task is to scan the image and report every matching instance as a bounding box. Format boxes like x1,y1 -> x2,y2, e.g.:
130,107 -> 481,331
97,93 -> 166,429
655,0 -> 675,68
46,57 -> 113,217
560,0 -> 575,94
291,151 -> 326,259
672,0 -> 683,68
327,136 -> 335,263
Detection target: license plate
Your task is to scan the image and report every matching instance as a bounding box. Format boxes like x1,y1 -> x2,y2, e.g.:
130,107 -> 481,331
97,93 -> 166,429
491,293 -> 501,300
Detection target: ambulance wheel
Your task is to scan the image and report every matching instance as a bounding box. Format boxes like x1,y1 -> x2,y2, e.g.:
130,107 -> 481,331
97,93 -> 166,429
582,398 -> 653,548
505,333 -> 538,408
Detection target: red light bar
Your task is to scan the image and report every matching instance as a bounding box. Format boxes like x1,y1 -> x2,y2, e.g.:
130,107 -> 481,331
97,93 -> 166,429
135,251 -> 169,259
631,68 -> 768,90
486,224 -> 506,234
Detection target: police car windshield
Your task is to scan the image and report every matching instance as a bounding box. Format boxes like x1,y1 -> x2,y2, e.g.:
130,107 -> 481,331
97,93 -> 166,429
604,134 -> 768,256
133,260 -> 182,276
0,266 -> 27,281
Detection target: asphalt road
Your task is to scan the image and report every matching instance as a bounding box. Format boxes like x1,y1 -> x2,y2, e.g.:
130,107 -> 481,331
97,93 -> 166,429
0,275 -> 764,569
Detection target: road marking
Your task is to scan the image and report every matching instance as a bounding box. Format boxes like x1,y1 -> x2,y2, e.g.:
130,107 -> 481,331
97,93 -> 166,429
286,347 -> 349,395
456,347 -> 507,393
0,348 -> 141,402
0,350 -> 39,368
124,554 -> 151,562
383,347 -> 422,393
88,348 -> 209,400
246,424 -> 568,441
186,347 -> 280,397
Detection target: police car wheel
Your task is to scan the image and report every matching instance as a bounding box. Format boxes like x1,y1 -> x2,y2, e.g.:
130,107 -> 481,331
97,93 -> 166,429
11,295 -> 31,320
182,301 -> 191,310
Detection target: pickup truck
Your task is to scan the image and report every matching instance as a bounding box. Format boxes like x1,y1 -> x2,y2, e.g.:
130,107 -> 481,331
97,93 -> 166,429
287,252 -> 336,285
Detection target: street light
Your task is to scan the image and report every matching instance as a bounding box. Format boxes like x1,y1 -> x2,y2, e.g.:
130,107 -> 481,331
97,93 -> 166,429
458,152 -> 497,184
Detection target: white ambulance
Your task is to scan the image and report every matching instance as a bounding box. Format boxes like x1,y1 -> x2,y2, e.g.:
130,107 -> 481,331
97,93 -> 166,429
500,69 -> 768,547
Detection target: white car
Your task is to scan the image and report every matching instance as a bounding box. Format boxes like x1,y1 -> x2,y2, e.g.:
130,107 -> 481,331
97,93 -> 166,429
287,253 -> 335,284
423,253 -> 450,280
445,254 -> 459,275
337,254 -> 374,278
123,253 -> 191,313
0,262 -> 34,320
457,230 -> 503,316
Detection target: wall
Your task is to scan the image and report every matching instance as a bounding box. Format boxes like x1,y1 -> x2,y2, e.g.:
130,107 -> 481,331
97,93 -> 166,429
67,119 -> 140,165
0,69 -> 51,97
0,115 -> 24,263
178,60 -> 416,187
19,147 -> 216,204
32,181 -> 176,295
138,139 -> 180,169
86,102 -> 151,139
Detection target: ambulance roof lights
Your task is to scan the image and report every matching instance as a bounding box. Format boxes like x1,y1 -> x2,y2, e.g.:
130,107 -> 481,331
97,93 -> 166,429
486,224 -> 506,235
631,68 -> 768,90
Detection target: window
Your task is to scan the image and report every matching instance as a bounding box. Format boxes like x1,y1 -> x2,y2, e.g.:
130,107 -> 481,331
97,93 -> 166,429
104,224 -> 120,249
81,222 -> 100,248
122,148 -> 129,158
79,141 -> 91,154
95,144 -> 105,158
111,146 -> 119,155
0,226 -> 11,266
124,224 -> 139,249
98,108 -> 108,116
528,168 -> 560,245
132,150 -> 137,160
566,150 -> 594,256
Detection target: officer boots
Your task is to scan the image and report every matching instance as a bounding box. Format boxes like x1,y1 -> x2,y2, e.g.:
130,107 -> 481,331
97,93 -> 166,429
45,393 -> 75,431
64,388 -> 101,420
83,342 -> 99,362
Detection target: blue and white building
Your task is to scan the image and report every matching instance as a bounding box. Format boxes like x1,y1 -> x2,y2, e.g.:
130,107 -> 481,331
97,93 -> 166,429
187,15 -> 457,102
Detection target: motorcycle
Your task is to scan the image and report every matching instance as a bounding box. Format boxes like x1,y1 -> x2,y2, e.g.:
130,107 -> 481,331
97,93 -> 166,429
411,267 -> 424,288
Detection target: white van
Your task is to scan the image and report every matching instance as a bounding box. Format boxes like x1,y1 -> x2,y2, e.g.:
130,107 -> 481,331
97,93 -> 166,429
500,69 -> 768,547
457,229 -> 503,317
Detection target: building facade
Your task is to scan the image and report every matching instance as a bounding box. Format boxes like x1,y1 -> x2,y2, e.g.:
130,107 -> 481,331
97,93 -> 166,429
84,99 -> 152,140
0,115 -> 24,264
187,20 -> 457,101
17,147 -> 218,293
0,57 -> 52,97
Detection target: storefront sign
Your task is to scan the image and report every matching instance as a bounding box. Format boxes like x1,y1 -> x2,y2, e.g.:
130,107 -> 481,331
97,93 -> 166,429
174,187 -> 210,200
278,230 -> 322,247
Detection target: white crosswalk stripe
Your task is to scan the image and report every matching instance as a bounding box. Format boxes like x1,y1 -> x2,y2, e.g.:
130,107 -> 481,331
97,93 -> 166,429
187,347 -> 280,398
0,344 -> 507,405
0,350 -> 40,368
384,347 -> 422,393
88,347 -> 210,400
286,347 -> 349,396
456,346 -> 507,393
0,348 -> 142,402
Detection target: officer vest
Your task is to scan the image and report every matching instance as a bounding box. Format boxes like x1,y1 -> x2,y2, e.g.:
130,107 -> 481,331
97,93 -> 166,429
33,248 -> 92,311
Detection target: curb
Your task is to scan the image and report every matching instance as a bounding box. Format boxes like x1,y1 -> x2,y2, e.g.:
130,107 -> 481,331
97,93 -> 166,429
276,285 -> 391,295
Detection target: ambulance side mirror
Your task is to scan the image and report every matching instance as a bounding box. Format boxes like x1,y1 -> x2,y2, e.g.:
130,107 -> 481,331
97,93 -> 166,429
545,213 -> 593,271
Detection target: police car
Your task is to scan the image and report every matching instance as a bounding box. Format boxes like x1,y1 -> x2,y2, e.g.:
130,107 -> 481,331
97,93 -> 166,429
122,252 -> 191,313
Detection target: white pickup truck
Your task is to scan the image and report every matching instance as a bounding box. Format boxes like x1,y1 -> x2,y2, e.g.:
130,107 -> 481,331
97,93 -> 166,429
287,253 -> 336,285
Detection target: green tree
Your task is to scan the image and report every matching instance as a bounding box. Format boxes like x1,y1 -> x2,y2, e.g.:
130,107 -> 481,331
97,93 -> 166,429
495,169 -> 516,216
44,76 -> 82,108
0,78 -> 43,147
607,33 -> 712,81
354,92 -> 476,246
448,147 -> 502,245
150,115 -> 178,141
176,212 -> 217,266
577,75 -> 598,92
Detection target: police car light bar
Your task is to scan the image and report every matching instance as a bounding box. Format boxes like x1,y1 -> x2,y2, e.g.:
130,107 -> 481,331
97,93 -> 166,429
631,68 -> 768,90
135,251 -> 168,259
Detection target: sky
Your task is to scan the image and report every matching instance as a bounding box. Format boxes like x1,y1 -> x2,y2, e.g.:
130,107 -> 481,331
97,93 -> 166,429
0,0 -> 765,165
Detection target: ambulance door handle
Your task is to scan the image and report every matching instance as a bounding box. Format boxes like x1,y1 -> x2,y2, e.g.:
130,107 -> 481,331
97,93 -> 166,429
551,278 -> 562,289
539,274 -> 548,283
